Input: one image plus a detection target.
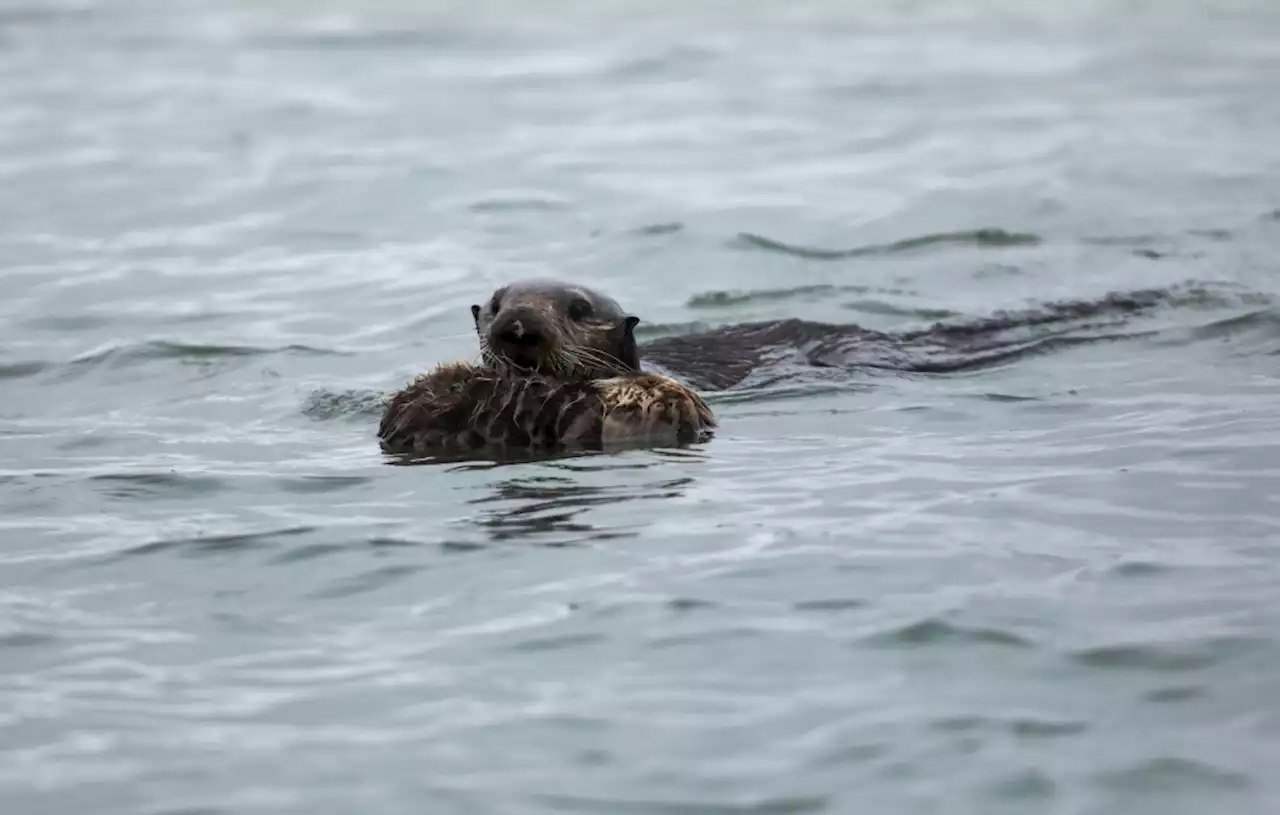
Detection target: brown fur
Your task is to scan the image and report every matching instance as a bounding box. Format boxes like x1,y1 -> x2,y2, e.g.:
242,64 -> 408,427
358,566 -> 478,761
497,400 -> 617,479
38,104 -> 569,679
378,279 -> 717,460
378,362 -> 715,459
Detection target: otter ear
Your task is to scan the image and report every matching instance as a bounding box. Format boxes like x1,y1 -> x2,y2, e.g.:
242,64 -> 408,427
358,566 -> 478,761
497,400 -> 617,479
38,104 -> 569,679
618,315 -> 641,370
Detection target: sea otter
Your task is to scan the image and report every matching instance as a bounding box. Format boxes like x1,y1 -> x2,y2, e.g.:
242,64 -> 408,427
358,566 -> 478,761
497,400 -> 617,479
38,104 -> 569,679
377,276 -> 1181,459
377,279 -> 715,459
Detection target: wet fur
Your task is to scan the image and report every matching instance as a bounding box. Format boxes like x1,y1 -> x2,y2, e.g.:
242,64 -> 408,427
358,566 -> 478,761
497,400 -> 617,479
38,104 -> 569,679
378,362 -> 715,458
468,280 -> 1182,393
375,278 -> 715,460
635,287 -> 1179,390
470,278 -> 642,382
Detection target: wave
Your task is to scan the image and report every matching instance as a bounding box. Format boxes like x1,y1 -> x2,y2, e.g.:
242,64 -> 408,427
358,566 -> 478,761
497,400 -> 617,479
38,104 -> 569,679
733,228 -> 1041,260
686,283 -> 921,310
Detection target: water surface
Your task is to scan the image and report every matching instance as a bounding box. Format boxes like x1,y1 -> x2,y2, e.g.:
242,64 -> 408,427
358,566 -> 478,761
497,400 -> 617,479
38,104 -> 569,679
3,1 -> 1280,813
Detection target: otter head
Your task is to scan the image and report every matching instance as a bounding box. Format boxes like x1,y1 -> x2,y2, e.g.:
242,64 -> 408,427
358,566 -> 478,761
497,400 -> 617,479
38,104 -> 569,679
470,278 -> 641,381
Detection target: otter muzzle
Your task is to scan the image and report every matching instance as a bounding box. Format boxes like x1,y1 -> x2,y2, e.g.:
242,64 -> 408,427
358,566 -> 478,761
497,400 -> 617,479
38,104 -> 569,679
489,308 -> 550,369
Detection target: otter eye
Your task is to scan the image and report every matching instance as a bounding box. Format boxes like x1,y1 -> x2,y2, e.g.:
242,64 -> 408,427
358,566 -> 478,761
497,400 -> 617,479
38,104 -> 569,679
489,293 -> 502,313
568,298 -> 593,321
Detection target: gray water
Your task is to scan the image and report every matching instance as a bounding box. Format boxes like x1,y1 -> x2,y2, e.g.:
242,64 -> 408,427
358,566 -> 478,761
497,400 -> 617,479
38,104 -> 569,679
3,1 -> 1280,812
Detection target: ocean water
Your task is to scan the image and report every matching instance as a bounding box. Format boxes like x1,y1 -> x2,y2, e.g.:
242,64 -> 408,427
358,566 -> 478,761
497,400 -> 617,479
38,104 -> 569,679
3,1 -> 1280,813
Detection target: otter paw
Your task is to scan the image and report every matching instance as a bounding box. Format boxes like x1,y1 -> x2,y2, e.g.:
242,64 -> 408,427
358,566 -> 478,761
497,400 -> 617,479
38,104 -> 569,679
596,372 -> 716,445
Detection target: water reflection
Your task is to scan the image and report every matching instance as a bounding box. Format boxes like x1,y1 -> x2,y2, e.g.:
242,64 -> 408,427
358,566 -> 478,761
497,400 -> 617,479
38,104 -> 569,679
462,471 -> 697,545
381,437 -> 716,470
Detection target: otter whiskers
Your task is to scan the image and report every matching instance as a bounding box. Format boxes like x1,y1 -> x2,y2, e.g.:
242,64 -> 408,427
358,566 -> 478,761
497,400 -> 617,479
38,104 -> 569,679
559,345 -> 634,377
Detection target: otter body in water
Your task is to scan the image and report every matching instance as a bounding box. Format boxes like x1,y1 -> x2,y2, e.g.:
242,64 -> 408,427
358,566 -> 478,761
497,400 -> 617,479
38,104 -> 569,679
466,279 -> 1176,392
377,279 -> 715,459
637,287 -> 1176,391
378,276 -> 1180,459
378,363 -> 713,458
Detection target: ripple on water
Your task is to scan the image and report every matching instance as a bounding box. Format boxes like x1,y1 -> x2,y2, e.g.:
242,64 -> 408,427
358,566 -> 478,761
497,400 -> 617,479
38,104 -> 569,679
684,287 -> 959,321
633,221 -> 685,236
274,475 -> 374,494
506,632 -> 608,654
667,597 -> 719,613
1105,559 -> 1171,579
0,631 -> 57,649
308,563 -> 425,601
930,714 -> 1088,740
861,617 -> 1036,650
118,525 -> 317,560
686,283 -> 920,309
0,360 -> 49,380
986,769 -> 1058,802
731,228 -> 1042,260
1180,307 -> 1280,354
247,25 -> 474,53
839,299 -> 957,321
1142,685 -> 1208,704
454,473 -> 697,545
21,313 -> 117,332
1097,757 -> 1251,793
68,340 -> 350,369
89,472 -> 229,501
1068,635 -> 1264,674
530,794 -> 830,815
791,598 -> 868,613
33,340 -> 352,387
468,191 -> 572,213
646,625 -> 767,651
266,542 -> 349,565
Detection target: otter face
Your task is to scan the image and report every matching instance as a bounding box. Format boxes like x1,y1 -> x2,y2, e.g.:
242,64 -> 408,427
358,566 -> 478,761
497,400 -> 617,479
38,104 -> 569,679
470,278 -> 641,381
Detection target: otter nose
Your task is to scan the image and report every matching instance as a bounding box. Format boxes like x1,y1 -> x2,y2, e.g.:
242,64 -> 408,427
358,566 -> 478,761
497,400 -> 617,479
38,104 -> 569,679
490,310 -> 547,364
